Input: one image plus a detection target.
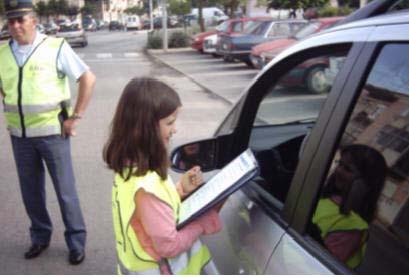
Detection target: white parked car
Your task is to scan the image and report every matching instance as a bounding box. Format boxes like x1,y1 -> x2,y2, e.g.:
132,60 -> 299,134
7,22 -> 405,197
56,23 -> 88,47
125,15 -> 141,30
203,34 -> 218,55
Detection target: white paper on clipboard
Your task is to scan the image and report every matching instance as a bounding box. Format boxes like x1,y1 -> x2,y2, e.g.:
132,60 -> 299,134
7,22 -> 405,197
177,149 -> 258,228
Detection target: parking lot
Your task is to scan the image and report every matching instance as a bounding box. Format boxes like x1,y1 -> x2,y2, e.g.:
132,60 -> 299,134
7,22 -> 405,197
149,48 -> 259,105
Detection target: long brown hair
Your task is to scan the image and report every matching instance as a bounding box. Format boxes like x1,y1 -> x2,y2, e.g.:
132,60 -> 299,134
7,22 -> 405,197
103,77 -> 182,181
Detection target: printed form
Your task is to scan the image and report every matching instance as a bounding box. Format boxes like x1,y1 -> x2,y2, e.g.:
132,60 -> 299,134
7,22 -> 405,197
178,149 -> 258,224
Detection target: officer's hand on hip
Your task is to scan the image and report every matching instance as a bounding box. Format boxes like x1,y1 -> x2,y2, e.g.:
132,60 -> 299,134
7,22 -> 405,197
62,118 -> 79,137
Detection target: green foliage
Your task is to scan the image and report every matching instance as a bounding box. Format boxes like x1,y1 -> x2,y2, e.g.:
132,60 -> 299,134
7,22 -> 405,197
124,5 -> 145,16
0,0 -> 5,16
169,0 -> 191,16
268,0 -> 329,10
80,2 -> 96,16
147,34 -> 163,49
318,4 -> 353,16
169,31 -> 190,48
35,1 -> 49,18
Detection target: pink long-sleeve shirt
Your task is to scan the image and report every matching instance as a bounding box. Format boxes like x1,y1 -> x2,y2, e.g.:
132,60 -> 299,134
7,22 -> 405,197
130,187 -> 221,274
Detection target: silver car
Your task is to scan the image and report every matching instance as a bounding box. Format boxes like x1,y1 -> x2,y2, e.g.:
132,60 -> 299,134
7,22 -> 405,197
170,0 -> 409,274
56,23 -> 88,47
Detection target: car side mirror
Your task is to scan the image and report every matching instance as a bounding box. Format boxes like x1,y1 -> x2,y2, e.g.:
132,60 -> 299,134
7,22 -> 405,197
170,139 -> 218,173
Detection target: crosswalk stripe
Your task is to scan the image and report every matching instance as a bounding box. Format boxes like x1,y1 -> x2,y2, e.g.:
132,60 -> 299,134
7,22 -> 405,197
124,52 -> 139,58
96,53 -> 113,59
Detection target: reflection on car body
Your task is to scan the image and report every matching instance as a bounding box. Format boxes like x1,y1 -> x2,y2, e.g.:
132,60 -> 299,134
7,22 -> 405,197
171,0 -> 409,274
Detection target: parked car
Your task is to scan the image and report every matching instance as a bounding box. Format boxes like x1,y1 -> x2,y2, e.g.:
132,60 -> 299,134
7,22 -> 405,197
196,17 -> 271,54
250,17 -> 344,69
36,24 -> 45,34
217,18 -> 307,66
170,1 -> 409,275
109,20 -> 124,31
82,17 -> 97,32
152,16 -> 179,29
125,15 -> 141,30
56,23 -> 88,47
191,7 -> 229,26
0,25 -> 11,40
43,22 -> 59,35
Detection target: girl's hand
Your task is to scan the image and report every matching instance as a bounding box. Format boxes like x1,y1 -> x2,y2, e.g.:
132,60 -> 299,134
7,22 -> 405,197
180,166 -> 203,194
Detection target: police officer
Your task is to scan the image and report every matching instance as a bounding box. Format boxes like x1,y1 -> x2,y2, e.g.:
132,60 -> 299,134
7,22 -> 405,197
0,0 -> 95,265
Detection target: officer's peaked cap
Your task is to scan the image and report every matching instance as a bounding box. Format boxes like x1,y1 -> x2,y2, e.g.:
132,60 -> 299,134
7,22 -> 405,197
4,0 -> 34,19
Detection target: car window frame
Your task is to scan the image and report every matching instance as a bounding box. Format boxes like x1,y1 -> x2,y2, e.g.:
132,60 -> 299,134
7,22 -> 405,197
288,37 -> 409,274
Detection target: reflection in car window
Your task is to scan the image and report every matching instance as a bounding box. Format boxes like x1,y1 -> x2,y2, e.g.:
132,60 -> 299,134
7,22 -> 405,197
309,44 -> 409,274
255,52 -> 348,126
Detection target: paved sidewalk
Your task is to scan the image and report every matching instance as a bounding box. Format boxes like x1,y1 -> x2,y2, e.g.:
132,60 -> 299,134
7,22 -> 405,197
147,47 -> 258,105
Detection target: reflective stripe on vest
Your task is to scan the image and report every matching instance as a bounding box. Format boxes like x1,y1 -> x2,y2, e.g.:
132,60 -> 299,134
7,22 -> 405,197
0,37 -> 71,138
312,198 -> 368,269
4,99 -> 71,113
112,170 -> 211,274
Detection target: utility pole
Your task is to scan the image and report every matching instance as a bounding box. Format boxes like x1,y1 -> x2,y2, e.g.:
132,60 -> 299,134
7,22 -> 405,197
149,0 -> 153,31
161,0 -> 168,51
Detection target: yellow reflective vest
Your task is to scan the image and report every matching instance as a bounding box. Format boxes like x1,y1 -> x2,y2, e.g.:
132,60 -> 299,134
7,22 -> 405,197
112,170 -> 211,274
312,198 -> 368,269
0,37 -> 71,138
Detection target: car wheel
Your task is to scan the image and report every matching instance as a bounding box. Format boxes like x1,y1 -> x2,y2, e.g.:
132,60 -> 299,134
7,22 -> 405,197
223,55 -> 233,62
245,60 -> 254,68
211,53 -> 220,58
82,41 -> 88,47
306,66 -> 330,94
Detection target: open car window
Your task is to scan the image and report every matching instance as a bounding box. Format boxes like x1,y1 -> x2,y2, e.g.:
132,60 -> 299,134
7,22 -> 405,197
251,47 -> 351,204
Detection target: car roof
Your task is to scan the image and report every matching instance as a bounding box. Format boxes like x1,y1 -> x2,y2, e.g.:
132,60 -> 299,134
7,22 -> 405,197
323,10 -> 409,33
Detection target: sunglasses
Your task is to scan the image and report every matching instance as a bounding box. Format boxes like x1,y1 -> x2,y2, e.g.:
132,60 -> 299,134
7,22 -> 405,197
334,159 -> 356,174
8,17 -> 28,25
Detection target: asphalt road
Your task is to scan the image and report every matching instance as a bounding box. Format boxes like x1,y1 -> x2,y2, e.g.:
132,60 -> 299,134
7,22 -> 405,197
0,30 -> 230,274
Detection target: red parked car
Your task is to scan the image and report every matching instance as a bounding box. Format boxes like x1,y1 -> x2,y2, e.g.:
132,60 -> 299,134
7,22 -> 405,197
191,17 -> 271,53
250,17 -> 344,69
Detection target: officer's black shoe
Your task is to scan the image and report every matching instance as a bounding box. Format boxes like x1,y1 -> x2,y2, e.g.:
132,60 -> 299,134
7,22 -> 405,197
24,244 -> 49,259
69,250 -> 85,265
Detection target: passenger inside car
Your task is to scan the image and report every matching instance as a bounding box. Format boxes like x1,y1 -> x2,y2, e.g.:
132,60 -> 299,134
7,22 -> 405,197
310,144 -> 387,269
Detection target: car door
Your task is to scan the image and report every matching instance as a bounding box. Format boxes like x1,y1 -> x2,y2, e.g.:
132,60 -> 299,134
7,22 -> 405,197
271,23 -> 409,274
201,27 -> 368,274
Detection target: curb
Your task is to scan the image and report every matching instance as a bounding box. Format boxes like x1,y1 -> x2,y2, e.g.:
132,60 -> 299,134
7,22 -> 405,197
145,48 -> 233,106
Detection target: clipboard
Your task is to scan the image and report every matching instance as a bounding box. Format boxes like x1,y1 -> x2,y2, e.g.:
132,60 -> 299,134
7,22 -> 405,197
176,149 -> 259,230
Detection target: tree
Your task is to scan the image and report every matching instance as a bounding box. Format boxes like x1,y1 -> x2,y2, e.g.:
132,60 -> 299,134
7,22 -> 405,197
80,2 -> 97,16
35,1 -> 49,21
169,0 -> 191,16
0,0 -> 5,16
267,0 -> 328,14
66,6 -> 79,17
217,0 -> 247,17
124,5 -> 145,16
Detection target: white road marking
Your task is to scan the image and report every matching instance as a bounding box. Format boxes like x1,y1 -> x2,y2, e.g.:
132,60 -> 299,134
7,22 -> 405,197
96,53 -> 113,59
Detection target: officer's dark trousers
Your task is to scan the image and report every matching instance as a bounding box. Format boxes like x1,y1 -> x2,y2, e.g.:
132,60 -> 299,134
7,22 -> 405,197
10,135 -> 86,252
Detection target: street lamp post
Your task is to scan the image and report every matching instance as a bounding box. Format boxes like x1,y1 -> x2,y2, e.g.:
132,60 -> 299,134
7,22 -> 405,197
161,0 -> 168,51
149,0 -> 153,31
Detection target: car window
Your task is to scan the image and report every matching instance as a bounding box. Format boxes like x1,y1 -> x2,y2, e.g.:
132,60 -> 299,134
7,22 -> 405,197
216,21 -> 229,32
232,22 -> 242,33
243,20 -> 263,34
251,48 -> 350,203
249,21 -> 271,35
294,22 -> 320,40
268,23 -> 291,37
308,43 -> 409,274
